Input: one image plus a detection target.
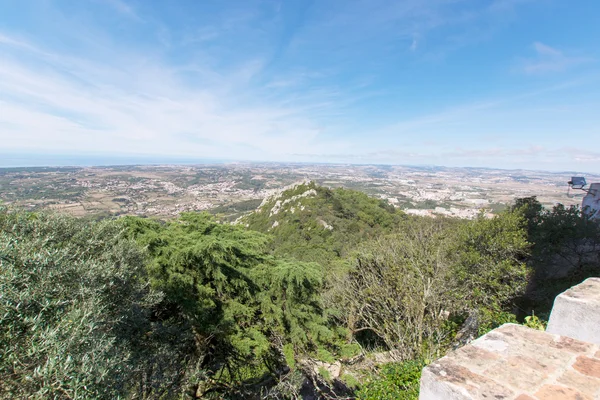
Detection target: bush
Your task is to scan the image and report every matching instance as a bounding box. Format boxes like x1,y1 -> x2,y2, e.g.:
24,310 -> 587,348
451,211 -> 530,312
333,217 -> 457,360
523,313 -> 547,331
334,210 -> 530,359
356,360 -> 425,400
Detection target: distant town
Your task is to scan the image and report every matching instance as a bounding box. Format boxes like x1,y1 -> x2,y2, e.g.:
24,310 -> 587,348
1,163 -> 597,220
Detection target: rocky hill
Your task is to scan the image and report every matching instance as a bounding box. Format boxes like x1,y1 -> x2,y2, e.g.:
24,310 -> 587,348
242,181 -> 404,264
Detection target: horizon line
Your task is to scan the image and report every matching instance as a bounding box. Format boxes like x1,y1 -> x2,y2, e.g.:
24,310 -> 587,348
1,152 -> 599,176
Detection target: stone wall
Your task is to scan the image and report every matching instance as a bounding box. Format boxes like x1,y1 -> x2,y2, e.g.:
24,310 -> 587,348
419,278 -> 600,399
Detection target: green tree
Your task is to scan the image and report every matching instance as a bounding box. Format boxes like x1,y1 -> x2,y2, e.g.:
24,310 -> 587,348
124,212 -> 334,396
511,196 -> 543,235
515,201 -> 600,315
451,211 -> 530,312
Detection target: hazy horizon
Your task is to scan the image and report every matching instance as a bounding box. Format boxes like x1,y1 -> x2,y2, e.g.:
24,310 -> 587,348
3,151 -> 600,177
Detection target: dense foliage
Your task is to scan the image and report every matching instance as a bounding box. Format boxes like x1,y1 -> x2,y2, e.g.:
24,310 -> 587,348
356,360 -> 425,400
0,207 -> 192,399
1,183 -> 598,399
513,197 -> 600,316
331,212 -> 529,360
123,213 -> 336,397
244,182 -> 403,264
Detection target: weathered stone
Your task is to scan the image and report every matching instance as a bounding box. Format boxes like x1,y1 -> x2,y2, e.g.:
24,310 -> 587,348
534,384 -> 592,400
450,345 -> 501,373
557,369 -> 600,397
547,277 -> 600,345
572,355 -> 600,379
506,354 -> 555,374
419,324 -> 600,399
515,395 -> 536,400
419,360 -> 514,400
550,335 -> 595,354
420,279 -> 600,399
471,331 -> 509,354
499,323 -> 593,355
472,325 -> 575,367
482,359 -> 547,392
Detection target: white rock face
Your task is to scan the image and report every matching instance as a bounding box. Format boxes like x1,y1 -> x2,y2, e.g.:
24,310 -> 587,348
269,188 -> 317,217
317,219 -> 333,231
258,180 -> 311,209
269,200 -> 283,217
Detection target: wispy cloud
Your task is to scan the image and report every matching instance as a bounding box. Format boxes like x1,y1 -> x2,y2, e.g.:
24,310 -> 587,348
0,31 -> 340,159
410,36 -> 418,51
272,0 -> 533,66
520,41 -> 592,74
533,42 -> 561,57
101,0 -> 143,21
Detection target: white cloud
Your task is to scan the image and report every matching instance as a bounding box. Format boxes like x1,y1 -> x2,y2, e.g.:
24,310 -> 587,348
0,32 -> 337,160
410,37 -> 418,51
1,1 -> 599,172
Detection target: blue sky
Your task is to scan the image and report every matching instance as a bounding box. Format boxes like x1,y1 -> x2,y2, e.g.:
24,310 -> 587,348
1,0 -> 599,171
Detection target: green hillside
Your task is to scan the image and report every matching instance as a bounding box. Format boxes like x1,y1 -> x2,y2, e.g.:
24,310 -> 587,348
243,181 -> 403,264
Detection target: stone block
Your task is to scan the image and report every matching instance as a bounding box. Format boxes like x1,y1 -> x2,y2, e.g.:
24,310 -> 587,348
534,384 -> 592,400
557,369 -> 600,397
547,277 -> 600,345
572,355 -> 600,379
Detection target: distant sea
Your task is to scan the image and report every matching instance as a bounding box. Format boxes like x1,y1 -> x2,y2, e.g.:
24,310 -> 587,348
0,153 -> 228,168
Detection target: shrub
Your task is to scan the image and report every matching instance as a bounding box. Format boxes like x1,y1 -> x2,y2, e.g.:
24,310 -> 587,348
356,360 -> 425,400
333,217 -> 458,360
523,313 -> 547,331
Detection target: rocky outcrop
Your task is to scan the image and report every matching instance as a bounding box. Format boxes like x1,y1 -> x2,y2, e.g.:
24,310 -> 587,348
269,189 -> 317,217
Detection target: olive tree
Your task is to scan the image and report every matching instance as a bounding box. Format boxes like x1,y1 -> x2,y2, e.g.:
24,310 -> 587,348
0,207 -> 194,399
